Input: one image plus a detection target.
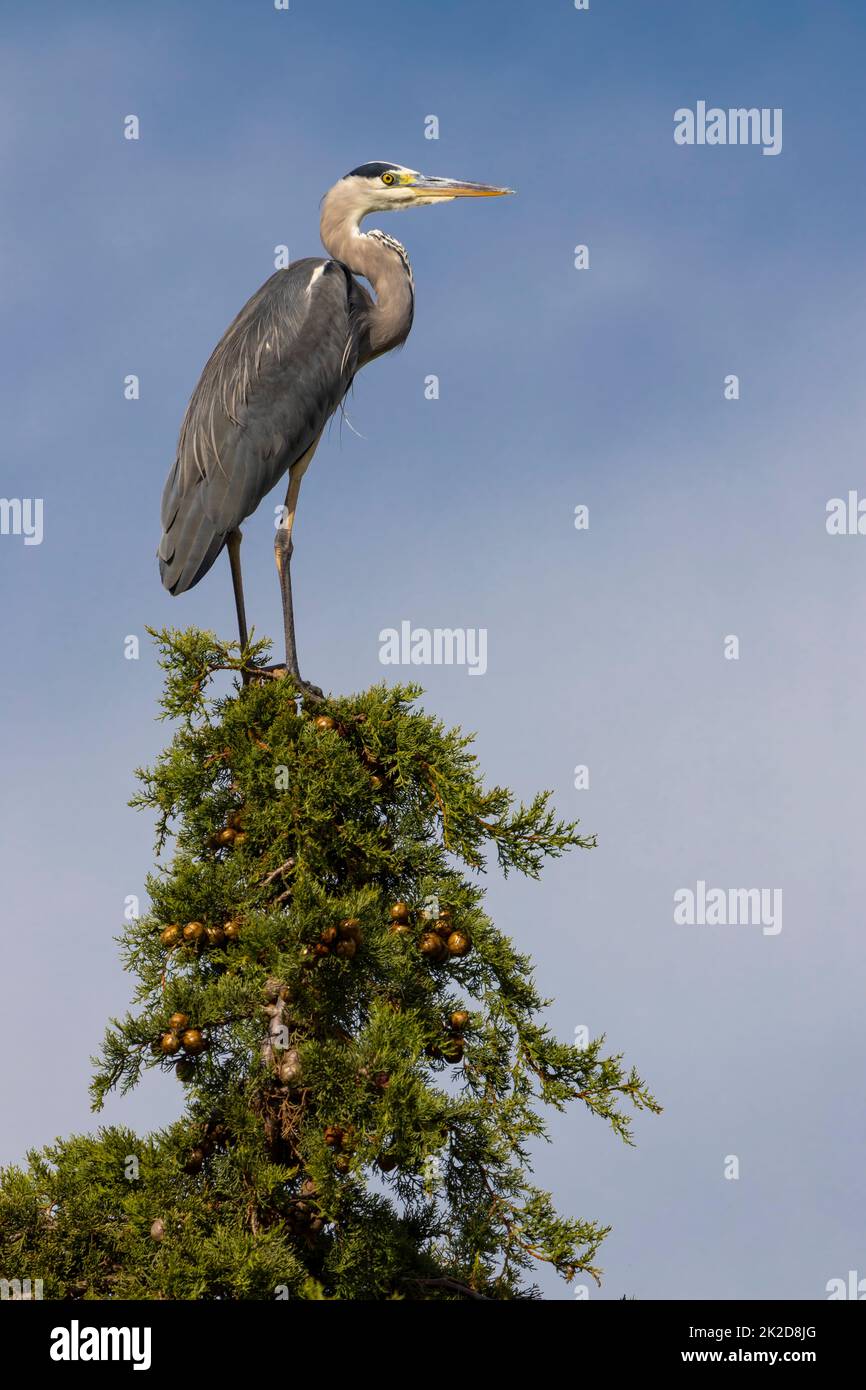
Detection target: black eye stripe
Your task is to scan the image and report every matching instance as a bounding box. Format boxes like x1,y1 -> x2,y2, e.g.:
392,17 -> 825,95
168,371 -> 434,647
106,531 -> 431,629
345,161 -> 401,180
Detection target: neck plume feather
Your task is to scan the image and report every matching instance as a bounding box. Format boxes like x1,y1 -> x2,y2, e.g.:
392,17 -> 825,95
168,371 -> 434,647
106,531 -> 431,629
320,182 -> 414,355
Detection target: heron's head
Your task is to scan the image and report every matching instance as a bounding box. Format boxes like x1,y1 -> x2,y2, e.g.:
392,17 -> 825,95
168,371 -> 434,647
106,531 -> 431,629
337,161 -> 513,214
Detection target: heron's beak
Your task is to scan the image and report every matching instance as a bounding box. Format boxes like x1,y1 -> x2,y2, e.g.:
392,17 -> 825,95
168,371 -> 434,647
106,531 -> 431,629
409,175 -> 514,200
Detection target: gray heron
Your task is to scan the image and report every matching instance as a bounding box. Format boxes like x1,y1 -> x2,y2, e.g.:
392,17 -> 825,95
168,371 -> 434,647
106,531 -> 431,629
158,161 -> 512,695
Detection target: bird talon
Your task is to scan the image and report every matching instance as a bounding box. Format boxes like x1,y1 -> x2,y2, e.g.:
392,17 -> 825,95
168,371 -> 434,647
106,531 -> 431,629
297,679 -> 325,702
250,666 -> 324,702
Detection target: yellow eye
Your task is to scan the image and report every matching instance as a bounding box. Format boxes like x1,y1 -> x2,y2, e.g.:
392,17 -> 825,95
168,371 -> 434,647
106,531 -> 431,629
382,172 -> 395,185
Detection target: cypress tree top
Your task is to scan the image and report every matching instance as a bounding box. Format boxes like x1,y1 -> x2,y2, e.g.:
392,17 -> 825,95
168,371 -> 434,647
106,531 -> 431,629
0,629 -> 659,1300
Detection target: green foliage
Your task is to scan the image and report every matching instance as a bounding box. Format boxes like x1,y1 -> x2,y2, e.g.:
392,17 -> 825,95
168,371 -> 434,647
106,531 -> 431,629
0,629 -> 659,1300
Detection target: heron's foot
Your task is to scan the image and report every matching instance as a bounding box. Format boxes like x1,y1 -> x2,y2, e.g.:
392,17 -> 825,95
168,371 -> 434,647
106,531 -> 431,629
295,676 -> 325,702
253,664 -> 324,702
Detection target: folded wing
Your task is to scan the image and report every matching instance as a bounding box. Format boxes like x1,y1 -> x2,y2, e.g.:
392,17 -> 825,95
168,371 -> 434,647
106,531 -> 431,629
159,257 -> 361,594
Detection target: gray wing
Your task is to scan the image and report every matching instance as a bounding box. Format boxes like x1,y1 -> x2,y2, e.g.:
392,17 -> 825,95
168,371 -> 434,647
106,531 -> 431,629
159,257 -> 361,594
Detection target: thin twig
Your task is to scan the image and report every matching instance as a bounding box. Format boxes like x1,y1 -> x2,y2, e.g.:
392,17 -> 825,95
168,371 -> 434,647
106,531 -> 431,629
401,1275 -> 490,1301
262,858 -> 296,886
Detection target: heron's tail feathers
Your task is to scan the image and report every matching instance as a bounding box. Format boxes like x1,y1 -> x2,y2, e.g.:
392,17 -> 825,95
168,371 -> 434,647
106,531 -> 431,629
158,500 -> 226,594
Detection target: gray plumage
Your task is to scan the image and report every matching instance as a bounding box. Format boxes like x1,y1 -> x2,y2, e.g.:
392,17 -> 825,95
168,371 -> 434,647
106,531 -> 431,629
157,161 -> 510,691
159,258 -> 365,595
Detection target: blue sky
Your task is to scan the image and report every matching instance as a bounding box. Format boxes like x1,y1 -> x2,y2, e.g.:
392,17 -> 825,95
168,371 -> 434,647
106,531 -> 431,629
2,0 -> 865,1298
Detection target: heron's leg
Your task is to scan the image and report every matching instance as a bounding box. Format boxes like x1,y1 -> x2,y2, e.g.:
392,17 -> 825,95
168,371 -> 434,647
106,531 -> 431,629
226,529 -> 249,655
274,450 -> 322,698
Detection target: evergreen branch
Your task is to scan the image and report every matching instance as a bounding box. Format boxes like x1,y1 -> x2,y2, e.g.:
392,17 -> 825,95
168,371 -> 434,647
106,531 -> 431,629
400,1275 -> 491,1301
